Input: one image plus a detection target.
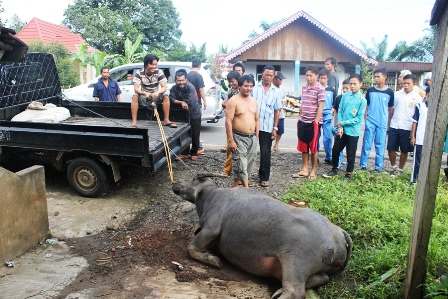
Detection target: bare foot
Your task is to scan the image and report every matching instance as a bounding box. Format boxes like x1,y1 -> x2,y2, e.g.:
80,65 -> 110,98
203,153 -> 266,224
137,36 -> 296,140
129,123 -> 138,128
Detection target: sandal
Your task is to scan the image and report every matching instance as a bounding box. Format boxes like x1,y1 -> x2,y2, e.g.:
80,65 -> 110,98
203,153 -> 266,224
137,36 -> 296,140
164,122 -> 178,128
260,181 -> 270,187
292,172 -> 308,178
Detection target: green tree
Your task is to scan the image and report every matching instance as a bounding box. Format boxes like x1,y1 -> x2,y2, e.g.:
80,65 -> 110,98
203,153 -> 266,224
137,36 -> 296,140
388,25 -> 435,62
360,59 -> 374,91
5,14 -> 26,33
104,34 -> 145,68
218,44 -> 229,54
165,42 -> 208,62
360,35 -> 389,61
28,41 -> 80,88
62,0 -> 182,55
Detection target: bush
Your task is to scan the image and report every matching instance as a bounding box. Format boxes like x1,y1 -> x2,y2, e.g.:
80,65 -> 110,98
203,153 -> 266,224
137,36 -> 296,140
279,170 -> 448,298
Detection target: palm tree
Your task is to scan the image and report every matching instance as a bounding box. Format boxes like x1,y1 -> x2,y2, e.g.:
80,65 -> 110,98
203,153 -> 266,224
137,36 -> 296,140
89,50 -> 107,76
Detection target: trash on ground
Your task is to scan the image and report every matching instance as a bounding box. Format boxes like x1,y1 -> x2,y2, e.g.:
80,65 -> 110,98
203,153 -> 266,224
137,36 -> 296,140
5,261 -> 14,268
172,261 -> 184,270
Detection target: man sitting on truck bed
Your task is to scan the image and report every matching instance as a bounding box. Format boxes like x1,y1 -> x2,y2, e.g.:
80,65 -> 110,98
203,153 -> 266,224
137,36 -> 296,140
130,54 -> 177,128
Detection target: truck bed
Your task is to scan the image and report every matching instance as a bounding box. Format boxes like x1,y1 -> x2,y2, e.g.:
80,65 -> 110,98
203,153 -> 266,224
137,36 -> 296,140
0,116 -> 191,173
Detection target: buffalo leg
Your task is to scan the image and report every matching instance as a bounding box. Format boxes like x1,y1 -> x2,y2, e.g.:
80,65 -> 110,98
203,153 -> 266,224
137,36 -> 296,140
305,272 -> 330,288
187,227 -> 223,268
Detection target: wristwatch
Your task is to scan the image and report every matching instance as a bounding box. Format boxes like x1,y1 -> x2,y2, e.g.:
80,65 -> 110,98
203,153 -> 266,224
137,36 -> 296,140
273,127 -> 278,131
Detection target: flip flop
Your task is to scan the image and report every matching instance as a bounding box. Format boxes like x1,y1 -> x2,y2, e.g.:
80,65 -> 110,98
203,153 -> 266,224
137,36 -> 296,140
291,172 -> 308,178
260,181 -> 270,187
164,123 -> 178,128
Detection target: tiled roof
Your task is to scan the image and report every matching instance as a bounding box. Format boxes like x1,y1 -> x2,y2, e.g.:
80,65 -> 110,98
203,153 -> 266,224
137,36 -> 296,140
224,10 -> 378,65
17,17 -> 94,53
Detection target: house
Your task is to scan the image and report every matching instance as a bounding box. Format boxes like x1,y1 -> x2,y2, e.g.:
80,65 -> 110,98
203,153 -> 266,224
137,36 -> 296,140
17,18 -> 96,84
224,10 -> 378,95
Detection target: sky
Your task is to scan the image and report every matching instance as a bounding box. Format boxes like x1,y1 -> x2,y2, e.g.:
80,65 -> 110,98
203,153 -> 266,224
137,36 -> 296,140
1,0 -> 435,55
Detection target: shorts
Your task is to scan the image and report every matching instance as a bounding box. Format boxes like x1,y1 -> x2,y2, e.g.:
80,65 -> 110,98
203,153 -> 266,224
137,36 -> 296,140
134,92 -> 167,107
297,121 -> 320,153
277,118 -> 285,135
387,128 -> 413,153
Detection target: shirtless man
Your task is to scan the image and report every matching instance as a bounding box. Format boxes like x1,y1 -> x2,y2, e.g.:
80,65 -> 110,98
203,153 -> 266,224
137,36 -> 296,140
225,75 -> 259,188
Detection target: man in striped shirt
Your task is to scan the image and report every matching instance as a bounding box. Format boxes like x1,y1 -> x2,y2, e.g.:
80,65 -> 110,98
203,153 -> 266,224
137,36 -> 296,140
131,54 -> 176,128
292,65 -> 325,180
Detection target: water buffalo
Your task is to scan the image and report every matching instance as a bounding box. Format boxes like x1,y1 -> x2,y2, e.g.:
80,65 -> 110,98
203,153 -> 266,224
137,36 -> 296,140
172,174 -> 353,299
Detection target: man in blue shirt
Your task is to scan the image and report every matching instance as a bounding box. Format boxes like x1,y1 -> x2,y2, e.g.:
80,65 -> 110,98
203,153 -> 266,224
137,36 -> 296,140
359,68 -> 394,171
252,65 -> 282,187
323,74 -> 367,181
93,67 -> 122,102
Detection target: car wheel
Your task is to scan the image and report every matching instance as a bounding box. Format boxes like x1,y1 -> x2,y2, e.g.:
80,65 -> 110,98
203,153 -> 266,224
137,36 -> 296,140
67,157 -> 109,198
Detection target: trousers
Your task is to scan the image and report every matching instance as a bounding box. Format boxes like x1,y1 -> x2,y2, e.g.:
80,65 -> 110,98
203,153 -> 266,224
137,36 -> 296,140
360,119 -> 387,170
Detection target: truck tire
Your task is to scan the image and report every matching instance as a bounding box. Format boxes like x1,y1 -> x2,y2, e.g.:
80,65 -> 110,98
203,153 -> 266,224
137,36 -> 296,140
67,157 -> 109,198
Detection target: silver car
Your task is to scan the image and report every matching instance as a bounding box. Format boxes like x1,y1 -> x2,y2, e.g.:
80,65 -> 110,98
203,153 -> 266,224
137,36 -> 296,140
63,62 -> 224,123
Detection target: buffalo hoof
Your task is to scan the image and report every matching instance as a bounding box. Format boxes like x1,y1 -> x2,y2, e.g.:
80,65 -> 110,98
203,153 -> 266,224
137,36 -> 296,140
271,288 -> 283,299
206,253 -> 223,268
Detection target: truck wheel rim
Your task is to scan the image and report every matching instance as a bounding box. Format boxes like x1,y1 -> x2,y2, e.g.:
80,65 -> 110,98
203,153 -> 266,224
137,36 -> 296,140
74,166 -> 97,192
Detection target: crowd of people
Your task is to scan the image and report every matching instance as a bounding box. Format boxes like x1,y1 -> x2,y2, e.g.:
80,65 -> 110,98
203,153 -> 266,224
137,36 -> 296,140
93,54 -> 448,188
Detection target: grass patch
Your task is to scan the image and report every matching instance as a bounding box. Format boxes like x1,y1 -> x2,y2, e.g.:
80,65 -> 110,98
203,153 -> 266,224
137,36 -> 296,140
279,170 -> 448,298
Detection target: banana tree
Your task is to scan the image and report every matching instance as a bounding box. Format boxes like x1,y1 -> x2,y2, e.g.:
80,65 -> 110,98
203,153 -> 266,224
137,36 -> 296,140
89,50 -> 107,76
105,34 -> 146,68
72,43 -> 89,83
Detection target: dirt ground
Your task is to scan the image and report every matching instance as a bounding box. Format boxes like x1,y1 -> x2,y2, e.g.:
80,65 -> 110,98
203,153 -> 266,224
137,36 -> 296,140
5,149 -> 378,298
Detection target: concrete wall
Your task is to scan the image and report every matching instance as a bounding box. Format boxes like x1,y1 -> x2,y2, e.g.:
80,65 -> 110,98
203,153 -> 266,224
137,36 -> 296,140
0,166 -> 49,262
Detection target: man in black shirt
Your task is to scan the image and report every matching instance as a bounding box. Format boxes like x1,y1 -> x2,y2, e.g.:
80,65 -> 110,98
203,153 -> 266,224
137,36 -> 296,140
170,71 -> 202,161
187,58 -> 207,109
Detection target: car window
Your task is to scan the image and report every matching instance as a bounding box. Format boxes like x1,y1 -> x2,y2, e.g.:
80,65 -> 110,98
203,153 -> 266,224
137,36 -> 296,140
110,69 -> 132,85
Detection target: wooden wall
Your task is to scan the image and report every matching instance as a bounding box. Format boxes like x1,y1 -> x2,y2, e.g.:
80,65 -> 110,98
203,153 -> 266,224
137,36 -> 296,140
234,18 -> 362,64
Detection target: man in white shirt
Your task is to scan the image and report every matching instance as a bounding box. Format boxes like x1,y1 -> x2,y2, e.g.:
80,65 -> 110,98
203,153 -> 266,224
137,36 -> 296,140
387,74 -> 422,176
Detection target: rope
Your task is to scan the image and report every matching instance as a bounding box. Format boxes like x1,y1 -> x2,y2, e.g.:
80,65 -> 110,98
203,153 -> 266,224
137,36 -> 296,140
151,102 -> 174,182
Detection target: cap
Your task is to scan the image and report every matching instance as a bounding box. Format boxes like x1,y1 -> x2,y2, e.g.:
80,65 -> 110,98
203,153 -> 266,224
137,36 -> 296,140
424,72 -> 432,80
274,71 -> 286,79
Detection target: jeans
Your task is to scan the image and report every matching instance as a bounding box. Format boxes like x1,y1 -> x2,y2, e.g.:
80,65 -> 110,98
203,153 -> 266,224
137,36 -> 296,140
360,119 -> 387,170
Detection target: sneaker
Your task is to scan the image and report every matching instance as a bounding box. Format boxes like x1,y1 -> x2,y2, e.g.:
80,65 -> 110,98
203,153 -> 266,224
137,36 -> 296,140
360,167 -> 367,171
345,174 -> 352,181
323,169 -> 339,178
390,169 -> 403,177
373,169 -> 388,174
324,159 -> 332,165
391,164 -> 399,171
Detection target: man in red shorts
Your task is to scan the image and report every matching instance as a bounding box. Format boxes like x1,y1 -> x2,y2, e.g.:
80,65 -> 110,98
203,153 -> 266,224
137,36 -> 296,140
292,65 -> 325,180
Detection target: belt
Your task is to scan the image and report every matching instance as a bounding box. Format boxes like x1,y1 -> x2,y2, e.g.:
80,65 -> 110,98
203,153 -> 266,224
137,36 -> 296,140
233,131 -> 255,138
